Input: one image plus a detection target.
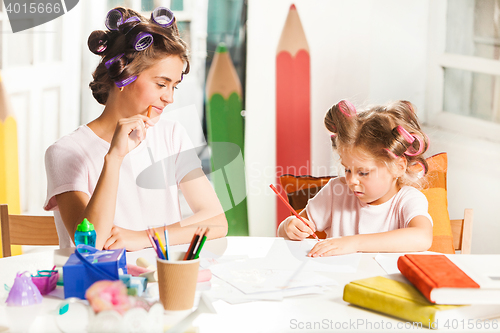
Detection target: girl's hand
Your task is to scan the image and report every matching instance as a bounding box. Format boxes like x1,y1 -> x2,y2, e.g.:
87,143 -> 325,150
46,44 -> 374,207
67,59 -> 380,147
108,115 -> 155,160
308,236 -> 359,257
103,226 -> 149,251
285,216 -> 316,241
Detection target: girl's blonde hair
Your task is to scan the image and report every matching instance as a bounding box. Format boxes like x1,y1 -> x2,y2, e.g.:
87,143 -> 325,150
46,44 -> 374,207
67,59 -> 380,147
324,100 -> 429,185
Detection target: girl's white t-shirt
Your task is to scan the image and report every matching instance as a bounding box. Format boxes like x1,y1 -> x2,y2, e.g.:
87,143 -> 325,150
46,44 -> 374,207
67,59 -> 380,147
44,119 -> 201,248
305,177 -> 433,238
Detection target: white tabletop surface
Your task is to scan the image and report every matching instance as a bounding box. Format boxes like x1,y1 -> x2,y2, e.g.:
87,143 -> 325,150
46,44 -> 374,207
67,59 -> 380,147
0,237 -> 498,333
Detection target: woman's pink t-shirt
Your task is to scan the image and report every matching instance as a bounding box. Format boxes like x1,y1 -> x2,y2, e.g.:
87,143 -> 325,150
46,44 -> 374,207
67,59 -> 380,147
44,119 -> 201,248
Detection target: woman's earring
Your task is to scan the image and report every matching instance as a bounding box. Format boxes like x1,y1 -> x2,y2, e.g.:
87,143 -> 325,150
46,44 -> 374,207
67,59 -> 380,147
120,87 -> 124,92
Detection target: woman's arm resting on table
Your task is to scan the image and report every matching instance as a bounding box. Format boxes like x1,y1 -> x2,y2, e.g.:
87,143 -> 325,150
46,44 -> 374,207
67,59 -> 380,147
308,215 -> 433,257
169,168 -> 228,245
58,167 -> 228,251
103,168 -> 228,250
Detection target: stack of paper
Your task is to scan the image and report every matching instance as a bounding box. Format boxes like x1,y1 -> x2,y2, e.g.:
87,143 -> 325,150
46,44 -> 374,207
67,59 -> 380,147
199,238 -> 362,304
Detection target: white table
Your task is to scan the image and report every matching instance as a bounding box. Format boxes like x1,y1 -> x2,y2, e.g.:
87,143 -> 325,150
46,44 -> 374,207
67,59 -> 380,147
0,237 -> 497,333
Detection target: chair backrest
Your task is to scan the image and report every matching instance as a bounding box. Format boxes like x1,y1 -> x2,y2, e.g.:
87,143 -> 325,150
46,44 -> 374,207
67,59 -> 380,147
450,209 -> 473,254
279,174 -> 336,240
0,204 -> 59,257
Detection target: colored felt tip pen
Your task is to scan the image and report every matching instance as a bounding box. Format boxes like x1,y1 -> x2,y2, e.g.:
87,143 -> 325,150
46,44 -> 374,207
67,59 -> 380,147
269,184 -> 320,241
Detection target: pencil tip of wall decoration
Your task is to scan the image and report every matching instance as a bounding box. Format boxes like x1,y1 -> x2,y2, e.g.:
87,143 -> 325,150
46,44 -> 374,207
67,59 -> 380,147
216,42 -> 227,53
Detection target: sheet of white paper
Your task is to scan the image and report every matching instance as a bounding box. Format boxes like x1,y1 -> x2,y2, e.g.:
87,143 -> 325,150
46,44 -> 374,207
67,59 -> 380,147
202,237 -> 276,259
210,259 -> 337,295
199,254 -> 249,269
374,254 -> 401,275
260,239 -> 362,273
204,275 -> 283,304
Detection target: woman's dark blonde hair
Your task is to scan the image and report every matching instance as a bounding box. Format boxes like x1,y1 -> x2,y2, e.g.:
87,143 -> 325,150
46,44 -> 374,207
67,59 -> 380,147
88,7 -> 190,105
324,100 -> 429,185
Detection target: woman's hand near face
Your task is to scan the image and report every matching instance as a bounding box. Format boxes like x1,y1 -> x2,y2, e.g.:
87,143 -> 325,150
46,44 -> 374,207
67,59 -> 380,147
108,115 -> 155,160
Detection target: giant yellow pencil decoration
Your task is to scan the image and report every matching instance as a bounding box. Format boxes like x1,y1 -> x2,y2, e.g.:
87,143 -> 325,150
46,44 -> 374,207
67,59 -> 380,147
0,71 -> 23,256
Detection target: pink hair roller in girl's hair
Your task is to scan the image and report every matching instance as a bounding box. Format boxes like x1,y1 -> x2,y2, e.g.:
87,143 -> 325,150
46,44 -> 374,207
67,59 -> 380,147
396,126 -> 415,144
338,100 -> 357,118
384,148 -> 399,159
396,126 -> 425,156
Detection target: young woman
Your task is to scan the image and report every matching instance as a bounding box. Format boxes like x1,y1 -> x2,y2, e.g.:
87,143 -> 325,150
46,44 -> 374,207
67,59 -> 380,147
44,7 -> 227,251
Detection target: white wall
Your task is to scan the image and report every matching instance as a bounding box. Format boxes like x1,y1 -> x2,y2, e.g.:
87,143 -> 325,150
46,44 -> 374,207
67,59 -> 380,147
246,0 -> 431,236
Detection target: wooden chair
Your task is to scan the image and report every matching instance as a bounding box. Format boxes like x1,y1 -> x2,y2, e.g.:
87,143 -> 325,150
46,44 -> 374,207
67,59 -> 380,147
451,209 -> 473,254
279,174 -> 336,240
0,204 -> 59,257
279,175 -> 473,254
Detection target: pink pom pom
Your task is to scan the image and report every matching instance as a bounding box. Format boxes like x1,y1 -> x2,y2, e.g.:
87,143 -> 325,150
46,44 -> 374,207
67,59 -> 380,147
85,280 -> 131,315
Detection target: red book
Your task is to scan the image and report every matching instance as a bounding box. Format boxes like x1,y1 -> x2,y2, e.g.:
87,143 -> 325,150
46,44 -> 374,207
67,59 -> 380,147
396,254 -> 500,305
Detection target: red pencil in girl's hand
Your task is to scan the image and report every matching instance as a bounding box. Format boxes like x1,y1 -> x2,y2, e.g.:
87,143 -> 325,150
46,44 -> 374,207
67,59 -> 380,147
269,184 -> 320,241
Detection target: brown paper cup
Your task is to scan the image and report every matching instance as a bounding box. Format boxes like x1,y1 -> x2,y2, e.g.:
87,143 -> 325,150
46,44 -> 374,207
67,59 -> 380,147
156,252 -> 200,311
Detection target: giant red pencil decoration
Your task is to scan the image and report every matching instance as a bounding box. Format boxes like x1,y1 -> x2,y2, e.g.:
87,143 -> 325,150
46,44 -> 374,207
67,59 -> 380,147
276,4 -> 310,227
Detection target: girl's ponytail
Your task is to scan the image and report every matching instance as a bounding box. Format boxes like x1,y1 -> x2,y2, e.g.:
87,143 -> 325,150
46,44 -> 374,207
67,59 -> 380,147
324,99 -> 358,149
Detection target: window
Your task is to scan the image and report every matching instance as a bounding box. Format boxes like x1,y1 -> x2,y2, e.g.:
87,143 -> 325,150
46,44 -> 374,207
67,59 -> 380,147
427,0 -> 500,141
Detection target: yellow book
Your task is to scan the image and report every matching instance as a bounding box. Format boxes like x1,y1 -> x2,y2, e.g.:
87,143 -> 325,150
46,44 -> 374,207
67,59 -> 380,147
343,276 -> 500,329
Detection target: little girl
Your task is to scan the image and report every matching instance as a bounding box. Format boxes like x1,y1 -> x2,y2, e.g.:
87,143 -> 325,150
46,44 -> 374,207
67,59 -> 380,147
44,7 -> 227,251
278,100 -> 433,256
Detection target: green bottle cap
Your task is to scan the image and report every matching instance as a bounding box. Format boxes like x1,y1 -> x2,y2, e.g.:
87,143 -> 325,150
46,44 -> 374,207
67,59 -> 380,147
76,218 -> 95,232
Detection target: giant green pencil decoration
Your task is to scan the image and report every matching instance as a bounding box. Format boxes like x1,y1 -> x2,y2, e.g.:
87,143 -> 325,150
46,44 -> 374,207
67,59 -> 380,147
205,43 -> 249,236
